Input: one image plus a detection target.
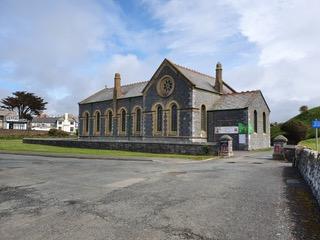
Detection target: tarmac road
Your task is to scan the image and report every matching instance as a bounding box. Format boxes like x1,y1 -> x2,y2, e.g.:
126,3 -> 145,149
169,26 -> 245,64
0,152 -> 319,240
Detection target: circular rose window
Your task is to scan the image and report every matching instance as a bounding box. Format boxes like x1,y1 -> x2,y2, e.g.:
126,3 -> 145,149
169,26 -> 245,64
157,76 -> 175,97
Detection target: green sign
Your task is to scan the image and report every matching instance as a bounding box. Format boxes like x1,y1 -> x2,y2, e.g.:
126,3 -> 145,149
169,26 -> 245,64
238,122 -> 253,134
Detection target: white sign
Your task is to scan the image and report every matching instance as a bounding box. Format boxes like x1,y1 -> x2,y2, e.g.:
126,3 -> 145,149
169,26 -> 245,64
214,126 -> 239,134
239,134 -> 246,144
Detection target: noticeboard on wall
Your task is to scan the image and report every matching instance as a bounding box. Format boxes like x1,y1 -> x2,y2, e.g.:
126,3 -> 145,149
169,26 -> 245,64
214,126 -> 239,134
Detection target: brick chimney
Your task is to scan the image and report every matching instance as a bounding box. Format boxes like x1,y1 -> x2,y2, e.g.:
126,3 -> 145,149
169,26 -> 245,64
113,73 -> 122,100
215,62 -> 223,93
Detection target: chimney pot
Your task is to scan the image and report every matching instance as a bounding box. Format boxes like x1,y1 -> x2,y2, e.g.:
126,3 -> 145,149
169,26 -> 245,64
215,62 -> 223,93
113,73 -> 122,99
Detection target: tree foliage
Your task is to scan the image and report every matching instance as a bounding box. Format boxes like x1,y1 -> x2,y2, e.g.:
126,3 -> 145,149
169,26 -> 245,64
1,91 -> 47,120
280,120 -> 308,144
299,105 -> 308,113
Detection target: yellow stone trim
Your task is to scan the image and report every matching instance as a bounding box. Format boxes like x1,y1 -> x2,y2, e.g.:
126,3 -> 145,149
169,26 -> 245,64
104,108 -> 113,136
93,110 -> 101,136
166,100 -> 179,136
132,105 -> 142,136
152,103 -> 164,136
118,107 -> 127,136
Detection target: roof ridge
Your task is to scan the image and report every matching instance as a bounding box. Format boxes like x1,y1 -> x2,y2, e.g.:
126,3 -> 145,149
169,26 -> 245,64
224,90 -> 260,95
103,80 -> 148,90
167,59 -> 214,79
121,80 -> 149,87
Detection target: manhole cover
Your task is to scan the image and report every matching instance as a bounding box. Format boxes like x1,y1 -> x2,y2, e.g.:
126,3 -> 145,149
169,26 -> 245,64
167,171 -> 187,176
227,161 -> 236,164
252,162 -> 263,164
286,179 -> 301,185
64,200 -> 80,205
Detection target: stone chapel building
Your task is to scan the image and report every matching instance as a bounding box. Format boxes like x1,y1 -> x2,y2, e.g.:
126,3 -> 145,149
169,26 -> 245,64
79,59 -> 270,150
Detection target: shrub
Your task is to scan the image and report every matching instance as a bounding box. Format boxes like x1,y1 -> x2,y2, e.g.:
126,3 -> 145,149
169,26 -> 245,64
271,123 -> 285,142
48,128 -> 69,137
202,145 -> 210,155
280,120 -> 308,144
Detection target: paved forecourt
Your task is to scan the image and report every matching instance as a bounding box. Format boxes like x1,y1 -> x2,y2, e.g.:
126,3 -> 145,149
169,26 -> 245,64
0,152 -> 319,240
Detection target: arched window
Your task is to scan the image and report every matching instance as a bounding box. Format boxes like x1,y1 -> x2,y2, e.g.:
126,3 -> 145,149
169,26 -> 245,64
105,110 -> 113,135
136,108 -> 141,132
95,111 -> 101,133
171,104 -> 177,132
254,110 -> 258,133
121,109 -> 126,132
201,105 -> 206,131
156,105 -> 163,132
108,110 -> 113,133
83,112 -> 89,134
263,112 -> 266,133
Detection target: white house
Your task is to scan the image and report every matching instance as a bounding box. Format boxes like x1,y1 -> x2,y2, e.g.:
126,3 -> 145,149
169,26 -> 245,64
31,113 -> 78,133
56,113 -> 78,133
31,117 -> 59,131
0,109 -> 27,130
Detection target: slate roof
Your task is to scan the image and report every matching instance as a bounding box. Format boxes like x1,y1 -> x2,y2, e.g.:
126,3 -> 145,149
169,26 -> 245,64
32,117 -> 59,124
169,60 -> 236,93
79,81 -> 148,104
212,90 -> 270,111
57,115 -> 78,122
0,109 -> 17,117
79,59 -> 236,104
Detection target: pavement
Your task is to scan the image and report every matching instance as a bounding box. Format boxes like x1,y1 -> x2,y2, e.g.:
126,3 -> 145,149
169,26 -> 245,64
0,151 -> 319,240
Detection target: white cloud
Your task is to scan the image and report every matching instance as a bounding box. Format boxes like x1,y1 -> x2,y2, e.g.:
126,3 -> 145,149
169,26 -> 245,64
1,0 -> 319,122
142,0 -> 239,55
225,0 -> 320,121
0,0 -> 128,115
143,0 -> 320,121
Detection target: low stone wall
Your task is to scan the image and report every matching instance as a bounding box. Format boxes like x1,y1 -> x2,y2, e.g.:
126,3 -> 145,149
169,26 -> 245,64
0,129 -> 48,139
294,148 -> 320,205
23,138 -> 218,155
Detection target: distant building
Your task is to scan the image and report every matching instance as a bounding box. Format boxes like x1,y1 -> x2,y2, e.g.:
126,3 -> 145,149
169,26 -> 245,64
56,113 -> 78,133
31,113 -> 78,133
31,117 -> 59,131
0,109 -> 27,130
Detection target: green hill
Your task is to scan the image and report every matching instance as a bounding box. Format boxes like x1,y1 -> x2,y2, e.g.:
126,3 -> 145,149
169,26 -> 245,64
271,106 -> 320,141
289,106 -> 320,126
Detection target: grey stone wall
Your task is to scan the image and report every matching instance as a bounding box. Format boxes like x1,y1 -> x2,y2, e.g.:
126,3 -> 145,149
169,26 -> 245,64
23,138 -> 218,155
248,95 -> 270,150
192,88 -> 220,142
295,148 -> 320,205
79,96 -> 143,139
143,64 -> 193,141
207,109 -> 248,150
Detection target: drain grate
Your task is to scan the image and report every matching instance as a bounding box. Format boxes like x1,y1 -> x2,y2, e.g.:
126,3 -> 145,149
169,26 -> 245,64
286,179 -> 302,185
167,171 -> 187,176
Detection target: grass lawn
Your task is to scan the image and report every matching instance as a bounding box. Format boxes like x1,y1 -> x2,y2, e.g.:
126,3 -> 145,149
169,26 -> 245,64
299,138 -> 319,151
0,139 -> 212,160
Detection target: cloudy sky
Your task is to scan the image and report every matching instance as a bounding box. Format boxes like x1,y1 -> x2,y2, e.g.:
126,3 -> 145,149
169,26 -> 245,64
0,0 -> 319,122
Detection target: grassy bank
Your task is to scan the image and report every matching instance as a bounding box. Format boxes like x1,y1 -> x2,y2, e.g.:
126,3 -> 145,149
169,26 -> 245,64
0,139 -> 211,160
299,138 -> 319,151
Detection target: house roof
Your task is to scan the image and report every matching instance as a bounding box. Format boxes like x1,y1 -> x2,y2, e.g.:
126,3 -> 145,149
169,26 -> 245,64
32,117 -> 59,124
57,115 -> 78,122
212,90 -> 271,112
0,109 -> 17,117
79,58 -> 236,105
79,81 -> 148,104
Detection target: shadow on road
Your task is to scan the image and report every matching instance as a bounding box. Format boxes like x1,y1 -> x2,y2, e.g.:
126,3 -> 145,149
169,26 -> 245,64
282,166 -> 320,239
